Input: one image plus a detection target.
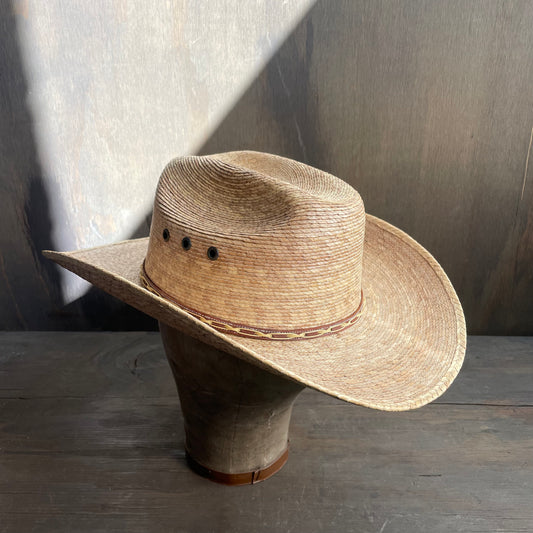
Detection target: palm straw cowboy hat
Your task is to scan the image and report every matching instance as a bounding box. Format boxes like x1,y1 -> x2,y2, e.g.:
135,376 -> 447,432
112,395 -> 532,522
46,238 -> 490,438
45,151 -> 466,485
44,151 -> 466,412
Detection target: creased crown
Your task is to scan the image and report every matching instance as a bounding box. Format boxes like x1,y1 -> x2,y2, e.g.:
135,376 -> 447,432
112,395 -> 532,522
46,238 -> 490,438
144,151 -> 365,331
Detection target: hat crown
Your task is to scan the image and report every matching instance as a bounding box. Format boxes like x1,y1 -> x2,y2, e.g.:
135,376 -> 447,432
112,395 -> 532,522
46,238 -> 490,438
144,151 -> 365,332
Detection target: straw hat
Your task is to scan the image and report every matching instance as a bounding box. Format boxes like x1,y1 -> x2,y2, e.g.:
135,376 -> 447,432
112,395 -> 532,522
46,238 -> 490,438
44,151 -> 466,411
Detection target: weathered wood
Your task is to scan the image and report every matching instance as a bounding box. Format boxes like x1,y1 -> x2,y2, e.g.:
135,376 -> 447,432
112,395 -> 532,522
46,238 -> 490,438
1,1 -> 533,334
199,0 -> 533,335
159,323 -> 303,478
0,0 -> 312,331
1,333 -> 533,532
1,333 -> 530,405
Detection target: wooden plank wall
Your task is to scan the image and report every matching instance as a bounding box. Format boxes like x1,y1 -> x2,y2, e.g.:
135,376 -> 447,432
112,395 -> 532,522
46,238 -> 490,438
0,1 -> 532,333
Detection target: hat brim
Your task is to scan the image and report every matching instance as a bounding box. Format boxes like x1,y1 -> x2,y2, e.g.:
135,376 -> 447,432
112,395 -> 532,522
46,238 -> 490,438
44,214 -> 466,411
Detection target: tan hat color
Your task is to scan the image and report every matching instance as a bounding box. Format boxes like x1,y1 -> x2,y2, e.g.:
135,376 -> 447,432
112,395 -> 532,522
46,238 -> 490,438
44,151 -> 466,411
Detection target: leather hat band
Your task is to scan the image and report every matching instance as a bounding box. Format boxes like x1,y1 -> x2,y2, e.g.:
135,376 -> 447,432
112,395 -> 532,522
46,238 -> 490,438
140,261 -> 364,341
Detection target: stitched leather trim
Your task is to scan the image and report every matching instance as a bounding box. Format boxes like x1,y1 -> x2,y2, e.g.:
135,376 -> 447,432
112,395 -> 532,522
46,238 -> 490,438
140,261 -> 364,341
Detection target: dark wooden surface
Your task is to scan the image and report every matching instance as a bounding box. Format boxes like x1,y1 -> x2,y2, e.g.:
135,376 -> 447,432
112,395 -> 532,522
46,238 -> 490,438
1,1 -> 533,334
1,333 -> 532,532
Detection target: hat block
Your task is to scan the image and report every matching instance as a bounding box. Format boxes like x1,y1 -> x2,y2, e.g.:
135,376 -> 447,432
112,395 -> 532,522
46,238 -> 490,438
159,322 -> 304,485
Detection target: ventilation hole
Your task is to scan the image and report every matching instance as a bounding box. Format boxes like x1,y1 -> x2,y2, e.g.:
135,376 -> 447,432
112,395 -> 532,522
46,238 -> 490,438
182,236 -> 191,250
207,246 -> 219,261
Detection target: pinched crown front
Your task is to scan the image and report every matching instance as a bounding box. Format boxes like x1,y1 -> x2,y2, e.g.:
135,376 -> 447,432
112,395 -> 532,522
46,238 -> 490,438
142,151 -> 366,339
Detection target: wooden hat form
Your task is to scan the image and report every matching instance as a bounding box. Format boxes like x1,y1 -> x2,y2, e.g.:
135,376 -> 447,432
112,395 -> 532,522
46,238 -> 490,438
160,323 -> 304,484
44,151 -> 466,485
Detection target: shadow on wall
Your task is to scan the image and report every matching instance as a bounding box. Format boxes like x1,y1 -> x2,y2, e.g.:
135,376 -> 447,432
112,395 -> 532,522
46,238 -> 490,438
0,4 -> 63,330
0,2 -> 155,330
197,1 -> 533,336
4,0 -> 533,333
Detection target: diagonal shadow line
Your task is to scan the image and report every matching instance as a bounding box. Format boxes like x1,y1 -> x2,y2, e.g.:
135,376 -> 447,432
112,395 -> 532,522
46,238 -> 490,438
198,13 -> 324,167
45,1 -> 324,330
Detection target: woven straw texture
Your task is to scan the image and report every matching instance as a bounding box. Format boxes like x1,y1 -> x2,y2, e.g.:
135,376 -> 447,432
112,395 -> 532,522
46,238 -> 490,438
44,152 -> 466,411
145,153 -> 365,331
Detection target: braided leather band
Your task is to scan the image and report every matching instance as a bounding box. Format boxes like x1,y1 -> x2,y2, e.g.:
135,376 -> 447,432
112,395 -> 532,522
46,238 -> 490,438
140,261 -> 364,340
185,445 -> 289,485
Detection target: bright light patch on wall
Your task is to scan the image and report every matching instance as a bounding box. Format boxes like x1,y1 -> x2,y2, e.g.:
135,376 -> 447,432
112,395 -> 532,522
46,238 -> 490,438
14,0 -> 315,304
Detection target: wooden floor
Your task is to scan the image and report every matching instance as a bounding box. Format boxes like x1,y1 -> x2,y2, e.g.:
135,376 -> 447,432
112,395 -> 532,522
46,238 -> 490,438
0,333 -> 532,533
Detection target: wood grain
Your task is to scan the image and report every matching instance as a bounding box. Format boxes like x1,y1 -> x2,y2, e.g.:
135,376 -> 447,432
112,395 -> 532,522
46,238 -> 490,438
1,333 -> 532,532
0,0 -> 311,331
200,0 -> 533,334
1,1 -> 532,334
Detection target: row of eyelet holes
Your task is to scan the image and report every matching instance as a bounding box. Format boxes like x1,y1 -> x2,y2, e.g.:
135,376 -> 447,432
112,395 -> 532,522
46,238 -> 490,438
162,229 -> 218,260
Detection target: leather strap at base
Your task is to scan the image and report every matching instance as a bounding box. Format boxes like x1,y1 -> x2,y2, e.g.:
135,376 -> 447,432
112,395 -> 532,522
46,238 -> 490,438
185,445 -> 289,486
